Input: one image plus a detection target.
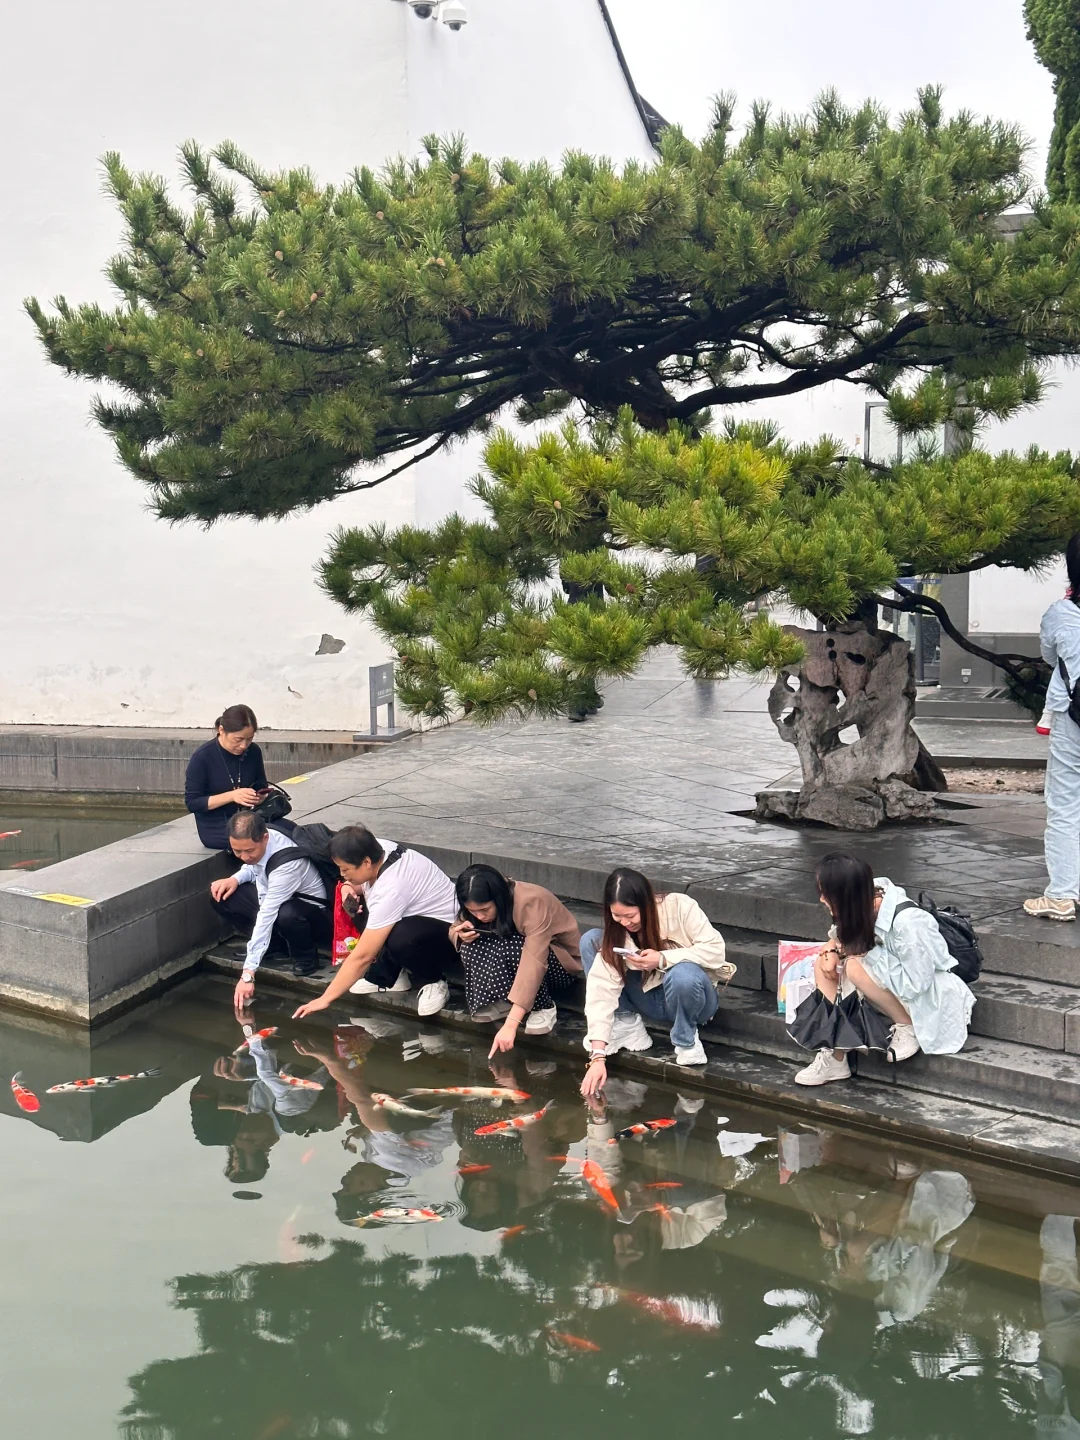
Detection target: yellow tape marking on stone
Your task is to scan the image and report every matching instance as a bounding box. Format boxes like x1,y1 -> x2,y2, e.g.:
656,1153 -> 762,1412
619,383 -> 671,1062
35,893 -> 94,907
282,775 -> 310,785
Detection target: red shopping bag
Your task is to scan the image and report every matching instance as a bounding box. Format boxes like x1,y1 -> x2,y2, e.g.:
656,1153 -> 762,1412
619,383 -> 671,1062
332,882 -> 365,967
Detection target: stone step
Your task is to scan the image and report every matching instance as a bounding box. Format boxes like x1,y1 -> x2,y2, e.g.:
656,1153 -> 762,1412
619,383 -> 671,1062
706,988 -> 1080,1123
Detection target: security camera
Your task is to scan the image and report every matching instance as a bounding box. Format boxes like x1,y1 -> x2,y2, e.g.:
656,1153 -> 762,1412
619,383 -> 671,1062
441,1 -> 468,28
408,0 -> 436,16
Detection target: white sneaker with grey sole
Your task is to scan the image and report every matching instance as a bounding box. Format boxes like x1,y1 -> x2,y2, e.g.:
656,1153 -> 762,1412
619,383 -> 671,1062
350,971 -> 411,996
795,1049 -> 851,1086
581,1011 -> 653,1056
674,1034 -> 707,1066
417,979 -> 450,1017
524,1006 -> 558,1035
886,1023 -> 920,1063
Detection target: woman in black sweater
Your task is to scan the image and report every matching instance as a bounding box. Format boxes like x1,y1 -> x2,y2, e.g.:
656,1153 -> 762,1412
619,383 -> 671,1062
185,705 -> 269,850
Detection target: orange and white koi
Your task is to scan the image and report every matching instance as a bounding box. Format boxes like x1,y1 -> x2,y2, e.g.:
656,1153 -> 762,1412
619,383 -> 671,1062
643,1181 -> 683,1190
608,1118 -> 676,1144
582,1159 -> 619,1210
371,1092 -> 438,1118
501,1224 -> 528,1241
406,1086 -> 530,1104
10,1072 -> 40,1113
233,1027 -> 278,1055
351,1206 -> 442,1227
276,1073 -> 323,1091
602,1286 -> 722,1331
458,1163 -> 492,1176
547,1329 -> 601,1353
474,1101 -> 552,1137
0,830 -> 22,840
47,1068 -> 161,1094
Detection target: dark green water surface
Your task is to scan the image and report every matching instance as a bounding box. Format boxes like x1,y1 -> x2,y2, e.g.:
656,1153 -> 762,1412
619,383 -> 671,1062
2,973 -> 1077,1439
0,803 -> 183,871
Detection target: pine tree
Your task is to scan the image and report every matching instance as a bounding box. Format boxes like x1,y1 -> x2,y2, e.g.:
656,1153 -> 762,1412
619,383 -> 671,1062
1026,0 -> 1080,199
26,89 -> 1080,521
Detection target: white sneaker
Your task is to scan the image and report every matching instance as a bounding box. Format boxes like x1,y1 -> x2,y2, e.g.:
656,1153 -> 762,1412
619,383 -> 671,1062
608,1011 -> 653,1055
350,971 -> 411,996
524,1006 -> 558,1036
887,1023 -> 920,1063
345,1015 -> 403,1040
675,1094 -> 704,1115
675,1034 -> 707,1066
417,979 -> 450,1017
795,1049 -> 851,1087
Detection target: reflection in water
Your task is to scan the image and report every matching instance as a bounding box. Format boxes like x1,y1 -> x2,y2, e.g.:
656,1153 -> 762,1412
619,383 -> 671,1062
0,980 -> 1070,1438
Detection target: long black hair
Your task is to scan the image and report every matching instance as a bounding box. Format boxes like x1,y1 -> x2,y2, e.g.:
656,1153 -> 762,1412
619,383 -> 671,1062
455,864 -> 516,937
815,853 -> 877,956
1067,533 -> 1080,605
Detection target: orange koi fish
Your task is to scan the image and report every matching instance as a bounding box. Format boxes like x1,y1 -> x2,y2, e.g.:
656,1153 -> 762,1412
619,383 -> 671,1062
548,1329 -> 601,1353
352,1207 -> 442,1227
582,1159 -> 619,1210
501,1225 -> 527,1241
233,1027 -> 278,1055
10,1072 -> 40,1113
458,1163 -> 492,1176
406,1086 -> 530,1104
643,1181 -> 683,1190
277,1074 -> 323,1091
255,1415 -> 293,1440
47,1068 -> 161,1094
648,1202 -> 674,1220
475,1101 -> 552,1137
611,1287 -> 722,1331
371,1092 -> 438,1118
609,1118 -> 677,1144
0,830 -> 22,840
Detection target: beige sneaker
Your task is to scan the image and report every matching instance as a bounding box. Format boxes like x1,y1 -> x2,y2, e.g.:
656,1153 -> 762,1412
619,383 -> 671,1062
795,1050 -> 851,1087
1024,896 -> 1077,922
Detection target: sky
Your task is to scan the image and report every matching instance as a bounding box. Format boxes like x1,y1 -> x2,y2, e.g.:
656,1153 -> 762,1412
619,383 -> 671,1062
605,0 -> 1056,189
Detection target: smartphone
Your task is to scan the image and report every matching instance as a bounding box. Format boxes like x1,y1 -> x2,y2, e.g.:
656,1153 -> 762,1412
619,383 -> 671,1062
613,946 -> 638,956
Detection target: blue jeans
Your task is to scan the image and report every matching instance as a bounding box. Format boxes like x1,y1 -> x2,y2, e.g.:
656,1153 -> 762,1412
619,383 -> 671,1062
1045,711 -> 1080,899
580,928 -> 718,1048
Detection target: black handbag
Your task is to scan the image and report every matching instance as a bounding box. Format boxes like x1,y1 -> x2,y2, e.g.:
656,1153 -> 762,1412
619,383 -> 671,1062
254,784 -> 292,823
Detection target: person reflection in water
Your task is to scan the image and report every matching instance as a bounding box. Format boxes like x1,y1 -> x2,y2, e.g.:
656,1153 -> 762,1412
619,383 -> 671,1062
190,1027 -> 330,1184
1038,1214 -> 1080,1437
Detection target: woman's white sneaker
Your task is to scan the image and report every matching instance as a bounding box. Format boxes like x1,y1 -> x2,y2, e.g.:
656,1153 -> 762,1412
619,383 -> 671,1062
1024,896 -> 1077,921
417,979 -> 450,1017
674,1034 -> 707,1066
795,1049 -> 851,1086
350,970 -> 411,996
524,1006 -> 558,1035
605,1012 -> 653,1055
887,1023 -> 920,1063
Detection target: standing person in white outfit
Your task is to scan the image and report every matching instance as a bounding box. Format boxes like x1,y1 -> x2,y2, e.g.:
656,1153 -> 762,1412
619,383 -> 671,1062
293,825 -> 458,1020
1026,535 -> 1080,922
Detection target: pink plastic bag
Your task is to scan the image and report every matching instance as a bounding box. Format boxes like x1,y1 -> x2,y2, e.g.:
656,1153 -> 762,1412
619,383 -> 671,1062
777,940 -> 821,1019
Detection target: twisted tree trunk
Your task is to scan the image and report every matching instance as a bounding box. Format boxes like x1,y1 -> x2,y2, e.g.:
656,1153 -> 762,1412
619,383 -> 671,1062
755,623 -> 947,830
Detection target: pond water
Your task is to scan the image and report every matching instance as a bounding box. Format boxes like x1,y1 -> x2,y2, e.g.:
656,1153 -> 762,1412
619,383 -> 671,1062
2,973 -> 1077,1440
0,803 -> 183,871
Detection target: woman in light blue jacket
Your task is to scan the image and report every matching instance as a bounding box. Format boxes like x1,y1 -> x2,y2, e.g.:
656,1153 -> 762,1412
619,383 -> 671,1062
1026,534 -> 1080,922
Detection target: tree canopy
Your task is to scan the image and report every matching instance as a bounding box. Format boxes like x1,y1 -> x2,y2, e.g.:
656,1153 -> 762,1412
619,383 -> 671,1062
1026,0 -> 1080,200
319,413 -> 1080,723
26,88 -> 1080,523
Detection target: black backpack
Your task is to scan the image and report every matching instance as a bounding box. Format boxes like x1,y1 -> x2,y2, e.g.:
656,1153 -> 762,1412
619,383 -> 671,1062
1059,659 -> 1080,728
894,892 -> 983,985
265,821 -> 339,900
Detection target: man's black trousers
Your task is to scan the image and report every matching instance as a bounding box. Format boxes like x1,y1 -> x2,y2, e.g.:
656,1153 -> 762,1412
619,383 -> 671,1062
211,882 -> 332,964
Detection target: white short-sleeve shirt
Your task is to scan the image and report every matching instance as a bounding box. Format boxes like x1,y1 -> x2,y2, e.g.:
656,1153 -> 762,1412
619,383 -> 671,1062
362,841 -> 457,930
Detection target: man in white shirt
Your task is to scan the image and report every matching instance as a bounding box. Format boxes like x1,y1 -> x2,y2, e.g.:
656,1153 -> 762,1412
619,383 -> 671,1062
209,812 -> 332,1009
293,824 -> 458,1021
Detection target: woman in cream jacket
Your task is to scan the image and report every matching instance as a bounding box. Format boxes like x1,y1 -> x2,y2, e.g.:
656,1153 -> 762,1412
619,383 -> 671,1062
580,868 -> 734,1095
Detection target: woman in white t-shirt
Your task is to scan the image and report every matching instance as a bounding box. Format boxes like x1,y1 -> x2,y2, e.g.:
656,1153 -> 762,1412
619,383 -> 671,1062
293,825 -> 458,1021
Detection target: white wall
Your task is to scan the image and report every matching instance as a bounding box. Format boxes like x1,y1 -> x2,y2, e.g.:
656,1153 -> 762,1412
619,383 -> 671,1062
0,0 -> 652,727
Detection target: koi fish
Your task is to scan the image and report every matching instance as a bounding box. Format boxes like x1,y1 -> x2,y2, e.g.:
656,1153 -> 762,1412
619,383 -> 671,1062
46,1068 -> 161,1094
301,1148 -> 316,1165
371,1092 -> 439,1119
548,1330 -> 601,1353
277,1073 -> 323,1091
233,1027 -> 278,1054
648,1203 -> 674,1220
601,1286 -> 722,1331
643,1182 -> 683,1190
255,1416 -> 293,1440
406,1086 -> 530,1104
608,1118 -> 677,1144
501,1225 -> 527,1241
475,1101 -> 552,1137
0,830 -> 22,840
458,1164 -> 492,1176
351,1207 -> 442,1227
10,1072 -> 40,1113
582,1159 -> 619,1211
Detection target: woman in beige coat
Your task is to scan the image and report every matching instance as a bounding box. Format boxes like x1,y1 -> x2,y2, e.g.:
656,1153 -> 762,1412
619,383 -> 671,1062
581,868 -> 733,1096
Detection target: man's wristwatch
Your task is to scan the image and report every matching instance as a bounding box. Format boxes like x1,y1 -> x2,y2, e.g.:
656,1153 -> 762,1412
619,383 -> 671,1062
241,970 -> 255,985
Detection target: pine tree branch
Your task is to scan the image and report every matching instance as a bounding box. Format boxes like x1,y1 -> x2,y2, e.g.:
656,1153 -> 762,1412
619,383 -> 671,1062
873,582 -> 1038,681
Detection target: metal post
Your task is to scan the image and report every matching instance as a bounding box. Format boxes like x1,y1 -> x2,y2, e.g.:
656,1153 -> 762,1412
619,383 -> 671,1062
356,663 -> 412,744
